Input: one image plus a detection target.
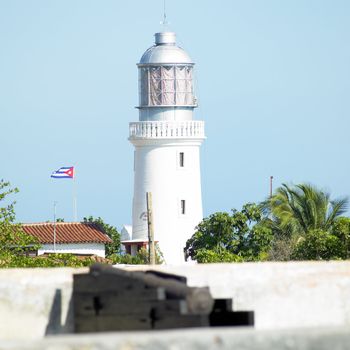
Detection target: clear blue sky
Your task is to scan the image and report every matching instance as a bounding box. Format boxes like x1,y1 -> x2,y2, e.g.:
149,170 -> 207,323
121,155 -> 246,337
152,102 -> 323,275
1,0 -> 349,228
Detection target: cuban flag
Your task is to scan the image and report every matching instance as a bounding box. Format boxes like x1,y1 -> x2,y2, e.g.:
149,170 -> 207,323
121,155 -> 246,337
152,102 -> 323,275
51,166 -> 74,179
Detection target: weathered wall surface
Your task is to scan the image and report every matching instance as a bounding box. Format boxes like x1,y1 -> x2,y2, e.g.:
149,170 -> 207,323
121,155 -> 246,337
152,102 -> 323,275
3,327 -> 350,350
0,261 -> 350,340
140,261 -> 350,330
0,267 -> 87,340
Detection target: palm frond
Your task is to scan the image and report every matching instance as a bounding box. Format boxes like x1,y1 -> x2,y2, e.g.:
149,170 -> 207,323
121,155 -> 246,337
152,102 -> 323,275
262,182 -> 347,236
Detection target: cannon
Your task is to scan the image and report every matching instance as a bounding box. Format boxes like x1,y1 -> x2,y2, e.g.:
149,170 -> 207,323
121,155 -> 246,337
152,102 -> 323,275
73,264 -> 254,332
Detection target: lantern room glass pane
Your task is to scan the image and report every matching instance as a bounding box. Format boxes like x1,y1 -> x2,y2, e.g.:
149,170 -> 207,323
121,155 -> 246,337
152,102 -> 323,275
140,68 -> 149,106
150,67 -> 161,105
139,65 -> 195,106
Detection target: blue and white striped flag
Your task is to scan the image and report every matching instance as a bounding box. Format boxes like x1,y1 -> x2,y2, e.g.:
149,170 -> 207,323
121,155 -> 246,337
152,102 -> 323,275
51,166 -> 74,179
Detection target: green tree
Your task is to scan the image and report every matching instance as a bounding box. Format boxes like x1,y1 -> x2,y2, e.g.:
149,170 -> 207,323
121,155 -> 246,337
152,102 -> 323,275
262,183 -> 349,261
185,203 -> 273,263
331,217 -> 350,259
0,180 -> 40,258
83,216 -> 121,257
263,183 -> 348,238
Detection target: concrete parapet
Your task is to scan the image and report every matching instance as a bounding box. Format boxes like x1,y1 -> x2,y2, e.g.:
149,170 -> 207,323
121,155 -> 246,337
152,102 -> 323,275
0,267 -> 87,340
133,261 -> 350,330
0,261 -> 350,340
2,327 -> 350,350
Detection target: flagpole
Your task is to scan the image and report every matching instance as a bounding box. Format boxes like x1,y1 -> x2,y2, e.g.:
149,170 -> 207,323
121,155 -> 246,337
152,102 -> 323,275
53,201 -> 57,252
73,168 -> 77,222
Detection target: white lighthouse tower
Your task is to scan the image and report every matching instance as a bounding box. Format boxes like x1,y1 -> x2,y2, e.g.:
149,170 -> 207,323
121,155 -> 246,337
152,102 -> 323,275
126,31 -> 205,264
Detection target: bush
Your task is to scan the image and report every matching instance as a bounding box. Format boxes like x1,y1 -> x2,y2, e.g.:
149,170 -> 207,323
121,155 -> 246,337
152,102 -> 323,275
0,253 -> 95,268
291,229 -> 343,260
110,246 -> 164,265
194,249 -> 243,263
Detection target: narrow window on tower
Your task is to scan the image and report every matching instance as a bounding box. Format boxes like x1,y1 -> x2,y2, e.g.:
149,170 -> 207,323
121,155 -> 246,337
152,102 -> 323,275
181,200 -> 186,215
179,152 -> 184,167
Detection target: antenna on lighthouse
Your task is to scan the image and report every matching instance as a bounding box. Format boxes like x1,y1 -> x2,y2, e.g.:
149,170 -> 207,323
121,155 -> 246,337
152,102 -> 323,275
160,0 -> 170,30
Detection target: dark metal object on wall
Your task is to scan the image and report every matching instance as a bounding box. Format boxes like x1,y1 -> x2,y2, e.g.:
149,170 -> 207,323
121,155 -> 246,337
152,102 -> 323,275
73,264 -> 254,333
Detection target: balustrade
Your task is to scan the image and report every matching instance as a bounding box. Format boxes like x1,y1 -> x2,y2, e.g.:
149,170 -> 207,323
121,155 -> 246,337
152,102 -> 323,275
129,121 -> 205,139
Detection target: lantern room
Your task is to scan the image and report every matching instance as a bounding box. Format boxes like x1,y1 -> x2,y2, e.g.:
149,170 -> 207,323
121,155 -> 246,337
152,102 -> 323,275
137,32 -> 197,109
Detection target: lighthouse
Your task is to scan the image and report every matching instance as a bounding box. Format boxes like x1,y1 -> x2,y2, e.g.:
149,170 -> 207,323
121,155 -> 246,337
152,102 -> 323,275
125,31 -> 205,264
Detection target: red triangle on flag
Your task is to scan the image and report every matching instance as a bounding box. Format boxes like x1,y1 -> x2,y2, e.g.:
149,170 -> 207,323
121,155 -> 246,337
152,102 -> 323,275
65,167 -> 74,178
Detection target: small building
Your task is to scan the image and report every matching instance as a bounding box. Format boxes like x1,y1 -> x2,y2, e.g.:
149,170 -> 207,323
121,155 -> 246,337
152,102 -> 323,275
120,225 -> 144,255
22,222 -> 112,258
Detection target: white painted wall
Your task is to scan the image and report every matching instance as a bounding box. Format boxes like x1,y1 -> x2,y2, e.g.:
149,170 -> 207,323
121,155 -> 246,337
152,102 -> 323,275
131,138 -> 203,264
38,243 -> 106,258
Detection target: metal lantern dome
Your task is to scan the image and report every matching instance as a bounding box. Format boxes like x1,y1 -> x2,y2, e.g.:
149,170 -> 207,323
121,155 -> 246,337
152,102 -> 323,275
139,32 -> 193,64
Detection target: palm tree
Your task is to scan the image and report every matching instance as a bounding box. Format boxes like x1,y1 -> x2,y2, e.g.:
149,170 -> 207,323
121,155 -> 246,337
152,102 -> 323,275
262,183 -> 348,238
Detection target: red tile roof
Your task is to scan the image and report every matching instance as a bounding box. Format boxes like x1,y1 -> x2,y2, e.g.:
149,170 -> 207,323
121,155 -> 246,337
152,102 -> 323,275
22,222 -> 113,244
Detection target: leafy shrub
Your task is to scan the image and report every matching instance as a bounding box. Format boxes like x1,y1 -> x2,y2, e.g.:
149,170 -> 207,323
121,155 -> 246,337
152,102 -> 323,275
194,249 -> 243,263
291,229 -> 343,260
110,246 -> 163,265
0,253 -> 95,268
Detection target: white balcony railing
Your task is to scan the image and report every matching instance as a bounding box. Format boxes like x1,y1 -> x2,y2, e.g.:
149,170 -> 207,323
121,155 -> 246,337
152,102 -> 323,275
129,121 -> 205,139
